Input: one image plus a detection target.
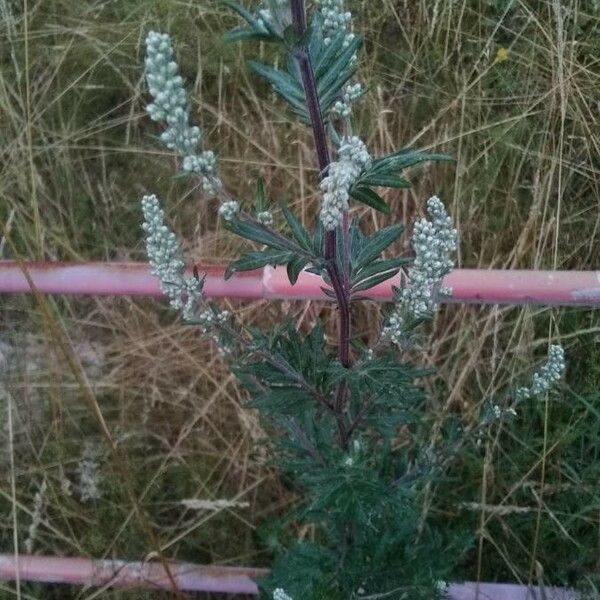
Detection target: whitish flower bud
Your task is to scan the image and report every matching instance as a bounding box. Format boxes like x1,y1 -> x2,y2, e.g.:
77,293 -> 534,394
320,136 -> 371,230
384,197 -> 457,347
317,0 -> 354,46
516,344 -> 565,400
273,589 -> 293,600
382,312 -> 405,346
141,194 -> 203,322
218,200 -> 240,221
400,196 -> 457,319
257,211 -> 274,226
331,82 -> 364,119
144,31 -> 221,196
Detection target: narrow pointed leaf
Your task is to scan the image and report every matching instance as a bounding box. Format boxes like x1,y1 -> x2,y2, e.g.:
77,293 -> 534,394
225,249 -> 292,279
280,203 -> 312,251
358,175 -> 412,188
354,224 -> 404,271
222,0 -> 257,24
349,186 -> 390,214
351,257 -> 408,287
370,151 -> 453,174
225,218 -> 303,253
351,268 -> 403,293
249,61 -> 305,105
287,255 -> 309,285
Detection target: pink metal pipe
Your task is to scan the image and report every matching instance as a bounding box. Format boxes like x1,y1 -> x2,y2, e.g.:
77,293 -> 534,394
0,554 -> 577,598
0,554 -> 265,594
1,261 -> 600,306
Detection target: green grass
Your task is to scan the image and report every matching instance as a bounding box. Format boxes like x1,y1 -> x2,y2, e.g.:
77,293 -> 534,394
1,0 -> 600,597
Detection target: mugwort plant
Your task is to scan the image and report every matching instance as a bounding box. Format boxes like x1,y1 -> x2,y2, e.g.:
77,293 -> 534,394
139,1 -> 565,598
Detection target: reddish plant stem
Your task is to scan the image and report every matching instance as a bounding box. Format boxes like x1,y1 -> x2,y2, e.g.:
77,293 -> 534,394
290,0 -> 351,447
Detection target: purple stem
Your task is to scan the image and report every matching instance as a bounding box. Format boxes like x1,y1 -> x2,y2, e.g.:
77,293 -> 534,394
290,0 -> 352,447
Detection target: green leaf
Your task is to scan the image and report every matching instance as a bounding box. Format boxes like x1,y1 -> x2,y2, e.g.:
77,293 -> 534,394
312,217 -> 325,257
351,268 -> 402,293
316,34 -> 362,98
352,256 -> 408,281
358,174 -> 412,188
223,28 -> 271,43
351,257 -> 408,292
222,0 -> 256,24
255,177 -> 267,212
287,255 -> 309,285
280,202 -> 312,251
223,0 -> 284,43
313,30 -> 346,78
370,150 -> 453,174
354,224 -> 404,271
249,61 -> 305,104
225,217 -> 302,253
225,249 -> 292,279
241,21 -> 365,125
349,186 -> 390,214
247,387 -> 314,414
348,217 -> 365,258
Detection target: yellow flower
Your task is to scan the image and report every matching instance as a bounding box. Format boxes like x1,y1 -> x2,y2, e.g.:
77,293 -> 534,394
495,47 -> 509,63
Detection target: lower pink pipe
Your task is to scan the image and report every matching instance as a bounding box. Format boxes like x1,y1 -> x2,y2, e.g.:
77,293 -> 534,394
0,554 -> 265,594
1,261 -> 600,306
0,554 -> 577,598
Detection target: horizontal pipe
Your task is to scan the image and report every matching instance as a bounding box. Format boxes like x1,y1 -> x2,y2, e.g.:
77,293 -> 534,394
1,261 -> 600,306
0,554 -> 577,598
0,554 -> 265,594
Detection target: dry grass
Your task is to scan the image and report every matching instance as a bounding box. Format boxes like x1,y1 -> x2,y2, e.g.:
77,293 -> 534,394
1,0 -> 600,597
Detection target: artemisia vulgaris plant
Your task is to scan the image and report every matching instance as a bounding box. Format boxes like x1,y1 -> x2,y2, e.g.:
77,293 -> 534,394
139,2 -> 565,598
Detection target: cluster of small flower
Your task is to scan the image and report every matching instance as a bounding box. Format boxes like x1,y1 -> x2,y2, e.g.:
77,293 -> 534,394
141,194 -> 203,322
320,136 -> 371,230
273,589 -> 293,600
145,32 -> 189,131
484,402 -> 517,423
25,479 -> 47,553
182,150 -> 221,195
197,309 -> 232,353
218,200 -> 240,222
339,135 -> 371,165
257,210 -> 274,226
383,196 -> 456,346
516,344 -> 566,400
435,581 -> 449,595
381,312 -> 405,347
331,82 -> 363,119
144,31 -> 222,196
401,196 -> 457,318
198,309 -> 231,334
316,0 -> 354,46
78,442 -> 102,503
